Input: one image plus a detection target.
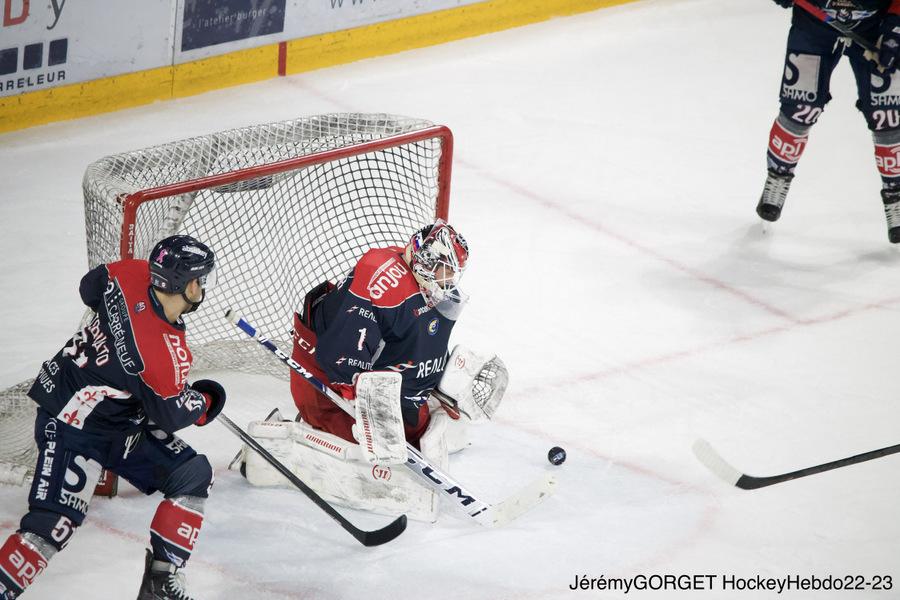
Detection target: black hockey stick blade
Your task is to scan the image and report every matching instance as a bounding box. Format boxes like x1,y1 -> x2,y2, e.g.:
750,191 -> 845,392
693,438 -> 900,490
219,413 -> 406,546
354,513 -> 407,547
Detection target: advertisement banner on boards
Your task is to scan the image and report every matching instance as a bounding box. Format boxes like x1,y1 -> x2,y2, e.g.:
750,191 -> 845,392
286,0 -> 486,39
1,0 -> 493,96
181,0 -> 287,52
174,0 -> 488,63
0,0 -> 174,98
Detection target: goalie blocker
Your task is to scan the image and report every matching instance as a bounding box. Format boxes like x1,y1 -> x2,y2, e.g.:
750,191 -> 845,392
239,344 -> 507,521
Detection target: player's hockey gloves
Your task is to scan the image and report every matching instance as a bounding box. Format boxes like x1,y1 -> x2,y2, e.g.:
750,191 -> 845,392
878,14 -> 900,72
771,0 -> 792,8
192,379 -> 226,426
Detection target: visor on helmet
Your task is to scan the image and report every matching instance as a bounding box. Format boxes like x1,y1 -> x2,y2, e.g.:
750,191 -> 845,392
198,266 -> 217,292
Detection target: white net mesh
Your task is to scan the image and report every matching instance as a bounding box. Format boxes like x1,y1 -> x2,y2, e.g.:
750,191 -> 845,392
0,113 -> 450,483
0,382 -> 37,485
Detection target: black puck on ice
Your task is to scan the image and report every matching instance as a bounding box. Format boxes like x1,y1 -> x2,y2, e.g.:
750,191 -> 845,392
547,446 -> 566,466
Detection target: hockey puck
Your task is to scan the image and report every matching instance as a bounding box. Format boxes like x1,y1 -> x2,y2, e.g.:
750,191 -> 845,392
547,446 -> 566,466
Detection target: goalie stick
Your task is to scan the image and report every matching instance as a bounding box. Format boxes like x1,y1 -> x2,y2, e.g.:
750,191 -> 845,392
224,309 -> 555,527
693,438 -> 900,490
218,412 -> 407,546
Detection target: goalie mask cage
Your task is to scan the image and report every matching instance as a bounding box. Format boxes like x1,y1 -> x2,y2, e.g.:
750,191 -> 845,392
0,113 -> 453,485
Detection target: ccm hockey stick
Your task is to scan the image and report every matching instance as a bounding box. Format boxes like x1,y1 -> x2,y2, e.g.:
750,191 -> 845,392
693,438 -> 900,490
225,309 -> 555,527
794,0 -> 879,61
219,412 -> 406,546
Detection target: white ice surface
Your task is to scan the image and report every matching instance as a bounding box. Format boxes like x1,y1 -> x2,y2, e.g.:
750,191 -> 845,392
2,0 -> 900,598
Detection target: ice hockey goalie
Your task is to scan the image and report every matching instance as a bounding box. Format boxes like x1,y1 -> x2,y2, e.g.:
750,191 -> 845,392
238,220 -> 509,521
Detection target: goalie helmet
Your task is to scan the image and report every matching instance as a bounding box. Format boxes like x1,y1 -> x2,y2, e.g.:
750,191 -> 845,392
405,219 -> 469,305
149,235 -> 217,295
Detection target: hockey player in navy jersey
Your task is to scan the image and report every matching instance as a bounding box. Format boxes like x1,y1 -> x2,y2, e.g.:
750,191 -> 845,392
758,0 -> 900,242
290,219 -> 471,446
238,219 -> 508,522
0,235 -> 225,600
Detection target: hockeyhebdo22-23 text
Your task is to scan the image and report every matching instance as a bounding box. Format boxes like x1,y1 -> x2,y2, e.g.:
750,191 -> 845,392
568,573 -> 893,594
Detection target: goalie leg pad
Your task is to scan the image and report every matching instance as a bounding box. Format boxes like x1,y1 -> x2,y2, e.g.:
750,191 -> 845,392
419,410 -> 450,469
243,418 -> 440,521
444,414 -> 470,455
427,396 -> 470,454
244,417 -> 450,521
243,418 -> 367,488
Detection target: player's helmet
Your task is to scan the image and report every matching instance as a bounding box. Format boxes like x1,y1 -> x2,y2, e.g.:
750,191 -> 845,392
149,235 -> 217,295
406,219 -> 469,305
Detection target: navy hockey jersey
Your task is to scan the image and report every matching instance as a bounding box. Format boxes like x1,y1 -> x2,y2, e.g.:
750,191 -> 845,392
802,0 -> 900,23
309,247 -> 457,416
27,260 -> 208,436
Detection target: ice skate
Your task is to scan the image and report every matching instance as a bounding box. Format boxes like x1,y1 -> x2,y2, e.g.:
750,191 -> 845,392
881,188 -> 900,243
136,549 -> 195,600
756,170 -> 794,222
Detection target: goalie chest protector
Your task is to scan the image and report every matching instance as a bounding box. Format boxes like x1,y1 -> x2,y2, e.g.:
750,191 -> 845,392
311,247 -> 457,409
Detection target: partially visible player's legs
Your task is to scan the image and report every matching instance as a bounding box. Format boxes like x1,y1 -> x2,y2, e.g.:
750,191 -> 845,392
758,14 -> 843,221
0,411 -> 101,599
111,425 -> 213,600
758,116 -> 807,221
849,42 -> 900,243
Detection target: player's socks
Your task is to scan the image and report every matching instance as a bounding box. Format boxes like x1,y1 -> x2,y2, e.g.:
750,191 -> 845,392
0,533 -> 52,599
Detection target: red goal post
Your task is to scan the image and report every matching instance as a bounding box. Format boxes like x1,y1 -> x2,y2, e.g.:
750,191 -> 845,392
120,126 -> 453,260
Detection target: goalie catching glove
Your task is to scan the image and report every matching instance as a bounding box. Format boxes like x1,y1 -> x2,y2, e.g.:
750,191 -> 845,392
435,345 -> 508,422
191,379 -> 226,426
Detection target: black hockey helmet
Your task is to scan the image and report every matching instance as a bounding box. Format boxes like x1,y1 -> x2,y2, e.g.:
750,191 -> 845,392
149,235 -> 216,295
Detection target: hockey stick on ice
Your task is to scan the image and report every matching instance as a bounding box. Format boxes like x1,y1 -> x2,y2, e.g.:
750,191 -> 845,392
793,0 -> 879,62
218,412 -> 407,546
225,309 -> 555,527
693,438 -> 900,490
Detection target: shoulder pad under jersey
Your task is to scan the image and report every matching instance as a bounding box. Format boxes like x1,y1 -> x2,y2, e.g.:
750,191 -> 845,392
348,247 -> 421,308
106,260 -> 192,398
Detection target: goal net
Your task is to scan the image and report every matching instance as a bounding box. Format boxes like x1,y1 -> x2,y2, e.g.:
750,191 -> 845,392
0,113 -> 452,485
